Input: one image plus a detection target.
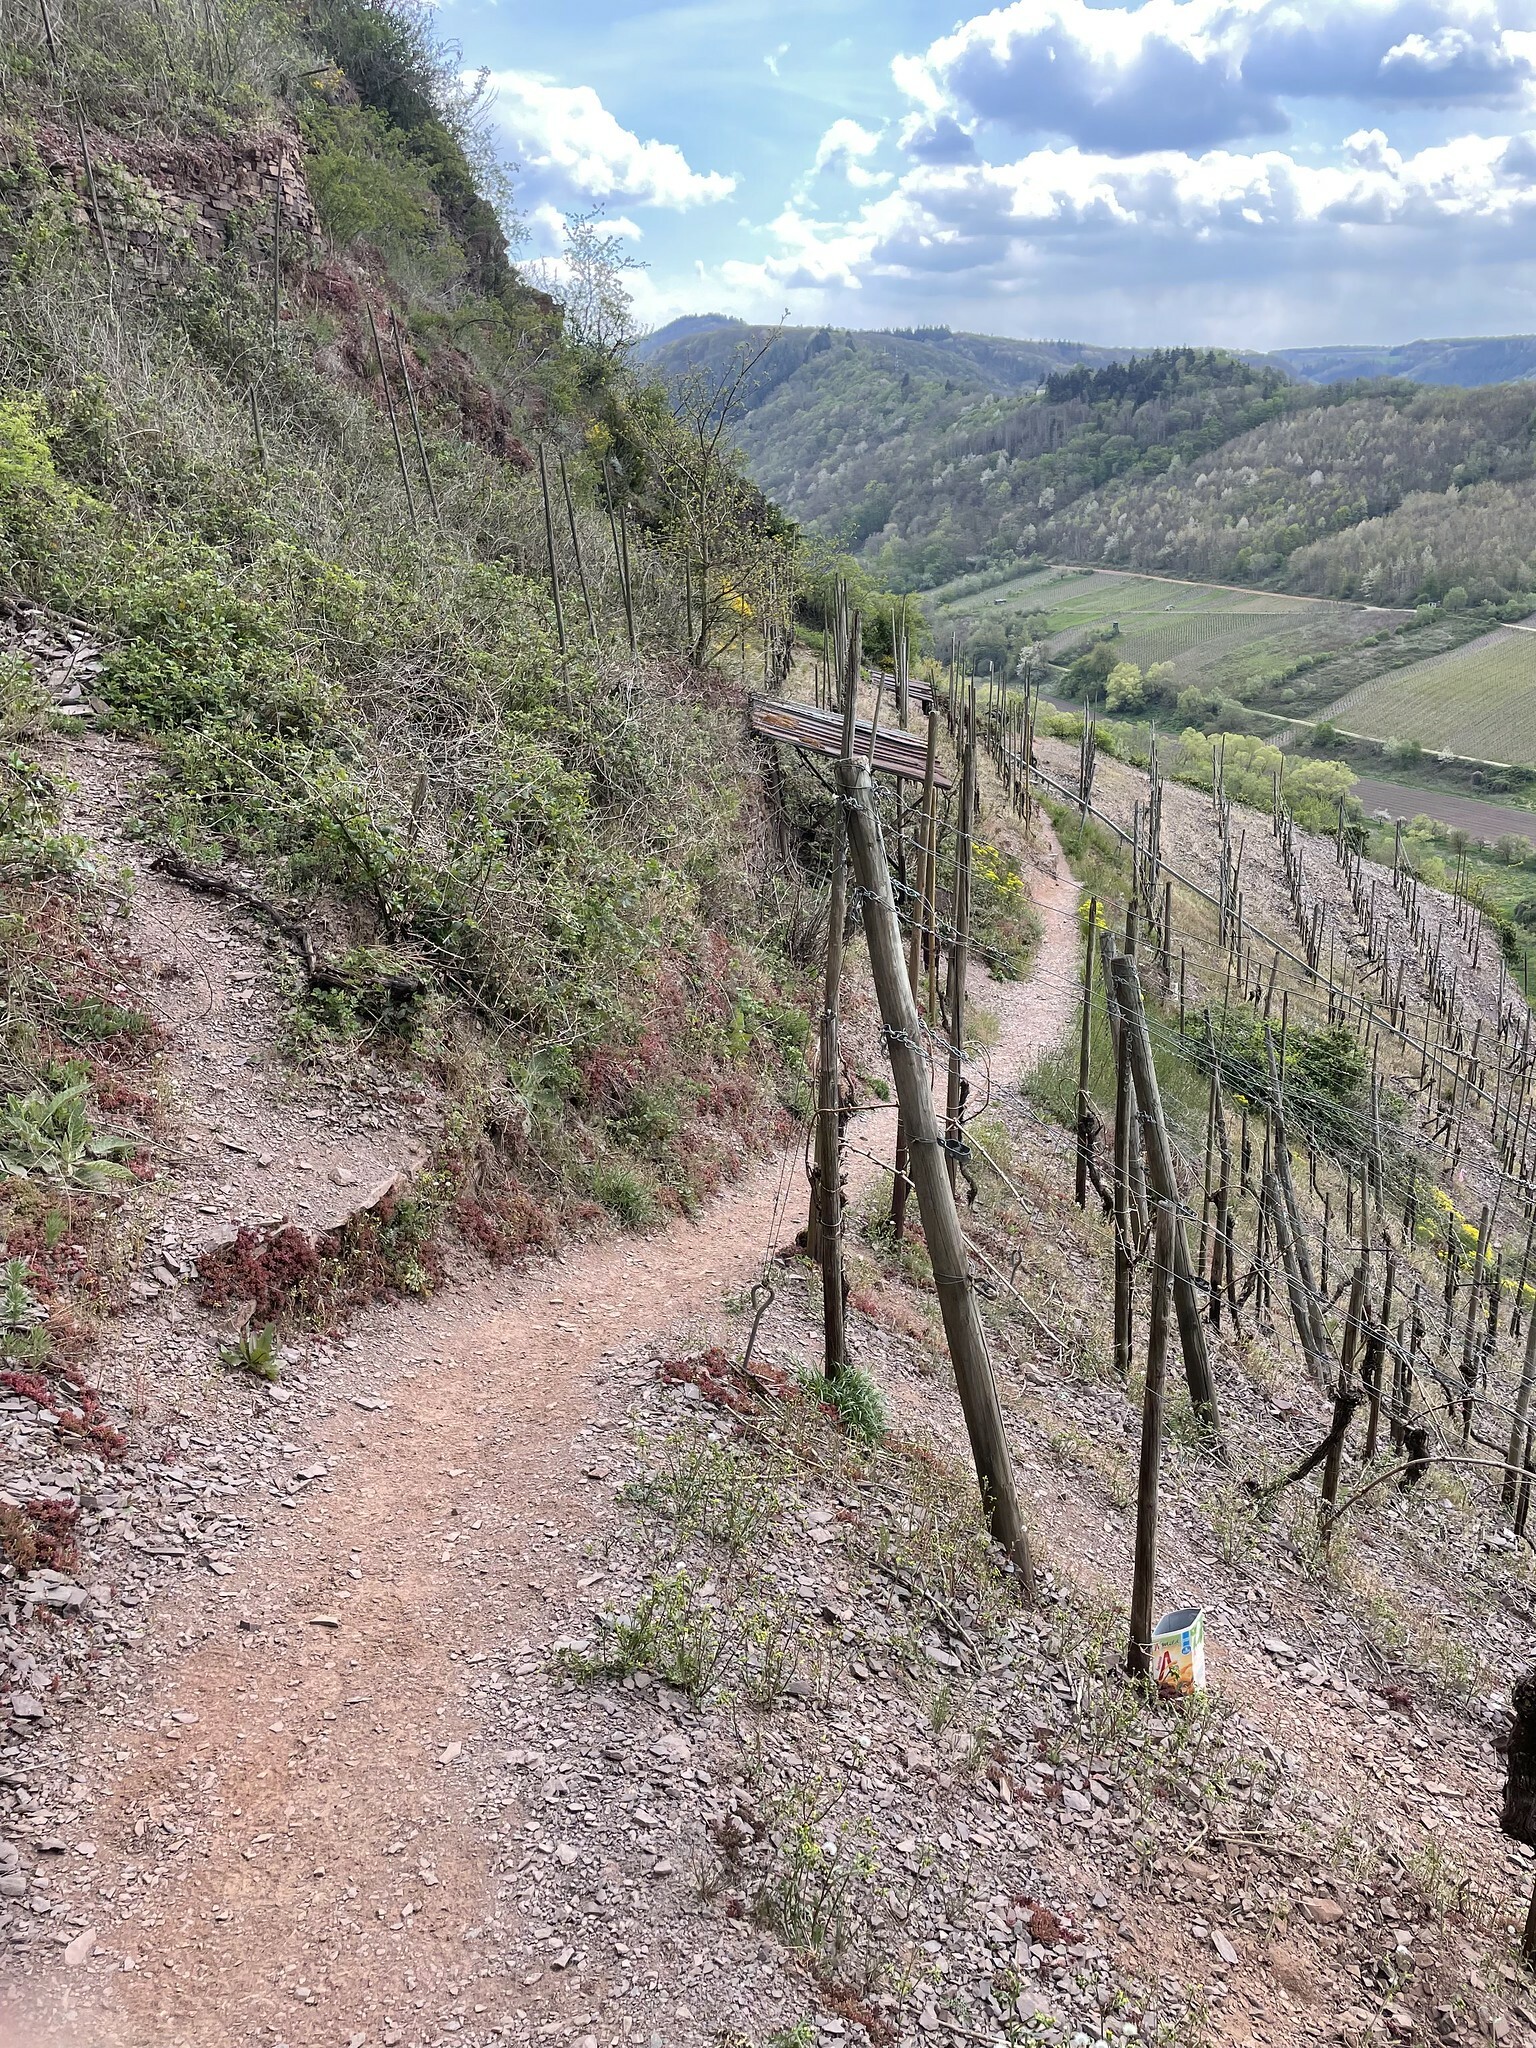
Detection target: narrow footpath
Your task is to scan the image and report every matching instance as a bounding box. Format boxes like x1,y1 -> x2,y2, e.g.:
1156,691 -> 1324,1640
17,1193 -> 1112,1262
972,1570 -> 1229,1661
10,810 -> 1080,2047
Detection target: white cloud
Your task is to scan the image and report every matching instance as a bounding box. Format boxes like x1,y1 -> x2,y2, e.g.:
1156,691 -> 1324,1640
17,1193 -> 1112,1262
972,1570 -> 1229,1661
764,41 -> 789,77
713,125 -> 1536,322
484,72 -> 735,209
894,0 -> 1536,156
807,118 -> 891,190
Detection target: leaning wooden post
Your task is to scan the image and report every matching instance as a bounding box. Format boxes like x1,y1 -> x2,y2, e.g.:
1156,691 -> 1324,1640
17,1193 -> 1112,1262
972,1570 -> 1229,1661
1074,897 -> 1098,1210
1109,955 -> 1224,1449
557,450 -> 599,649
945,696 -> 977,1196
893,707 -> 940,1240
1127,1201 -> 1174,1682
1505,1307 -> 1536,1511
368,300 -> 418,527
814,816 -> 849,1380
837,754 -> 1038,1597
391,316 -> 441,525
536,443 -> 567,667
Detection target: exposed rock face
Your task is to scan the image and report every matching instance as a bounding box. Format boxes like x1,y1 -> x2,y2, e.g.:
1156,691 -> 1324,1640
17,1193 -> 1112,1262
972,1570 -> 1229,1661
14,121 -> 319,272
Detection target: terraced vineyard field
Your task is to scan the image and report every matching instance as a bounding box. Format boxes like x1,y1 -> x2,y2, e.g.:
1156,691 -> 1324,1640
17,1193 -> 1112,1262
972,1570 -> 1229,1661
933,563 -> 1404,702
1324,627 -> 1536,762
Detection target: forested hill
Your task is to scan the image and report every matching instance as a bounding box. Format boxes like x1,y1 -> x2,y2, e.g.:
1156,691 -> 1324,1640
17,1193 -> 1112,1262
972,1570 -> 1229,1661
1270,335 -> 1536,387
632,315 -> 1136,392
646,314 -> 1536,605
1044,378 -> 1536,604
640,319 -> 1291,591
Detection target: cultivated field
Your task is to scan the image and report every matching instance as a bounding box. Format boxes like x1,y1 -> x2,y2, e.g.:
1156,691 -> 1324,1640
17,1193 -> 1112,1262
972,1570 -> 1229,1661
935,563 -> 1401,701
1324,626 -> 1536,762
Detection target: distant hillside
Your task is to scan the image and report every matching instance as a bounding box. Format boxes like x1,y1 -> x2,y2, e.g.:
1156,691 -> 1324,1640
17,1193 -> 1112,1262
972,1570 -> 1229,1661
639,320 -> 1289,588
1273,336 -> 1536,388
635,316 -> 1136,392
1045,379 -> 1536,603
639,315 -> 1536,604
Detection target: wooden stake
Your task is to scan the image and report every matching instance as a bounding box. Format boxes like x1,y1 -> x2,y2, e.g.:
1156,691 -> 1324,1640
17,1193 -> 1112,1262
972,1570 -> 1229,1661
391,317 -> 441,524
1127,1201 -> 1174,1683
368,302 -> 418,528
1113,1005 -> 1134,1385
837,755 -> 1037,1596
600,461 -> 633,651
557,450 -> 599,649
813,816 -> 849,1378
945,696 -> 976,1196
536,443 -> 567,667
1110,954 -> 1224,1448
1075,897 -> 1097,1210
1506,1307 -> 1536,1511
895,710 -> 940,1240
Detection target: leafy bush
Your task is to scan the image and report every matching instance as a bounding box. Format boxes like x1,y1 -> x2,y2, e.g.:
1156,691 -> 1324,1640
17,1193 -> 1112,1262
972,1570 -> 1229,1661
1195,1017 -> 1372,1161
1105,661 -> 1144,712
1173,727 -> 1361,834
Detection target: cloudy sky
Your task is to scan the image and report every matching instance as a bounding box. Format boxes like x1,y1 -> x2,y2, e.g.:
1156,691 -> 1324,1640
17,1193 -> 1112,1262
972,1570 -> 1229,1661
453,0 -> 1536,348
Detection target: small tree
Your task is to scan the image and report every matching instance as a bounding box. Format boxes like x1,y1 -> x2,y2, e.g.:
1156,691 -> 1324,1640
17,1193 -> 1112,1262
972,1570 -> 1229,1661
637,326 -> 799,669
1106,661 -> 1145,712
530,209 -> 643,360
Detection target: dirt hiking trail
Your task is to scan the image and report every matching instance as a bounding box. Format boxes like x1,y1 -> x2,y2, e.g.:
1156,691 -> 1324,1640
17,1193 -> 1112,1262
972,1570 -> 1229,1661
9,803 -> 1080,2048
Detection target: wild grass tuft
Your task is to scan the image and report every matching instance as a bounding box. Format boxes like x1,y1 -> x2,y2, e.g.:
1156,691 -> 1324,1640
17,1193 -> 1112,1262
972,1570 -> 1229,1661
798,1361 -> 886,1445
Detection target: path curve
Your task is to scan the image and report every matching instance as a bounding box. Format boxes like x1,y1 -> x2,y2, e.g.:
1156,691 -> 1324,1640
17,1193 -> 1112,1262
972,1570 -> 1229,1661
10,822 -> 1080,2048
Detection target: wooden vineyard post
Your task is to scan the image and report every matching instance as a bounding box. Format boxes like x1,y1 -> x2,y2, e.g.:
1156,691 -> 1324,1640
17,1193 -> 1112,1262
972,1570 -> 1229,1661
1109,955 -> 1224,1449
1112,990 -> 1135,1384
945,696 -> 977,1197
893,706 -> 939,1240
1075,897 -> 1098,1210
369,301 -> 418,528
536,443 -> 567,668
1461,1202 -> 1493,1442
1361,1250 -> 1394,1463
836,755 -> 1038,1597
1197,1052 -> 1217,1285
392,317 -> 441,525
1320,1260 -> 1366,1535
811,816 -> 849,1378
1205,1012 -> 1234,1328
1128,1201 -> 1174,1682
557,450 -> 599,648
602,462 -> 637,656
1506,1308 -> 1536,1512
808,687 -> 857,1271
